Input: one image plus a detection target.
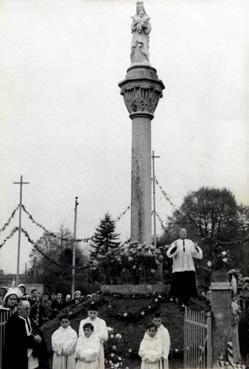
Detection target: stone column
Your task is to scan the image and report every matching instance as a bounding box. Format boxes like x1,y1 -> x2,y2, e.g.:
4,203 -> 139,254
119,65 -> 164,243
210,282 -> 232,365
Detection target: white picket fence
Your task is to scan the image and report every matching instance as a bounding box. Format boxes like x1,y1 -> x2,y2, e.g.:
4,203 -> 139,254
0,307 -> 10,369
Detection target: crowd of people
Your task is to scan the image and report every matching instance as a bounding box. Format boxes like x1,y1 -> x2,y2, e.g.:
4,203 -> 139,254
0,282 -> 171,369
2,291 -> 171,369
0,285 -> 85,323
0,227 -> 203,369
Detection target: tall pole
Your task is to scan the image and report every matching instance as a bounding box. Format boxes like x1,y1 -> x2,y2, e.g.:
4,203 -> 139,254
13,175 -> 29,285
152,150 -> 160,248
71,196 -> 79,297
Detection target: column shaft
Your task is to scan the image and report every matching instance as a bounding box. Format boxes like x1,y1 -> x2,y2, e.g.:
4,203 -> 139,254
130,116 -> 151,243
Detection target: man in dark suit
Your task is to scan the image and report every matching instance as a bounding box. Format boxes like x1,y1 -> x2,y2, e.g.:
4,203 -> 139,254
51,292 -> 65,313
4,299 -> 48,369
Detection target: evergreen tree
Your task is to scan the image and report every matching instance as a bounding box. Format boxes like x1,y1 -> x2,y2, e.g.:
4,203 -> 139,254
90,213 -> 120,264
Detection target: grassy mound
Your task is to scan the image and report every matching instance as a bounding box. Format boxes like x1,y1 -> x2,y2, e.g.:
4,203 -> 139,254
41,293 -> 209,369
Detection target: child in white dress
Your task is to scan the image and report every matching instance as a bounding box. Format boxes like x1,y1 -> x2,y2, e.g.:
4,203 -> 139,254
78,303 -> 108,369
52,314 -> 78,369
152,313 -> 171,369
139,323 -> 163,369
75,322 -> 100,369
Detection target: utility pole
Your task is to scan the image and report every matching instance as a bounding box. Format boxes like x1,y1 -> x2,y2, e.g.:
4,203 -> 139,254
13,175 -> 29,285
71,196 -> 79,297
151,150 -> 160,248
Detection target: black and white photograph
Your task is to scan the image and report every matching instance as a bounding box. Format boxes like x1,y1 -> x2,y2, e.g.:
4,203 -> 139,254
0,1 -> 248,368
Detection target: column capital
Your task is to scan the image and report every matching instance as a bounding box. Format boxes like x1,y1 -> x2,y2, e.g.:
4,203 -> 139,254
119,65 -> 165,120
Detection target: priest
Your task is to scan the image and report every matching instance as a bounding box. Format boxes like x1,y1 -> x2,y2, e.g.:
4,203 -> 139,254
167,228 -> 203,306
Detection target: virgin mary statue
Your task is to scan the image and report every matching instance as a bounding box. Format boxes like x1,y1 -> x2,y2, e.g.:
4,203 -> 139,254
131,2 -> 151,64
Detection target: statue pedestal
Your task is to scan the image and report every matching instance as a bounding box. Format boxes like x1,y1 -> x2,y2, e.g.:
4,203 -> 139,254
119,64 -> 164,243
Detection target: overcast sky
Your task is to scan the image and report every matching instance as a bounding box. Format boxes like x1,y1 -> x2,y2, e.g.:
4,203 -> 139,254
0,0 -> 248,274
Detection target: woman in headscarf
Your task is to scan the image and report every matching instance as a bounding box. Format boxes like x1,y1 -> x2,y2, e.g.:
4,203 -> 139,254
18,283 -> 29,300
3,287 -> 22,314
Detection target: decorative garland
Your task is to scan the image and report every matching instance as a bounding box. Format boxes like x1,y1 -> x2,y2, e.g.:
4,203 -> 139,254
0,205 -> 19,233
103,292 -> 159,300
103,293 -> 177,369
22,205 -> 91,243
21,227 -> 66,267
0,226 -> 19,248
22,204 -> 131,243
21,227 -> 88,271
154,210 -> 168,233
114,205 -> 130,223
106,294 -> 164,323
155,177 -> 176,208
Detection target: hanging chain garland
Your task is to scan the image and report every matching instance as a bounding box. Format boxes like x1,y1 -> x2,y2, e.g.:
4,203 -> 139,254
21,205 -> 92,243
155,177 -> 176,208
21,204 -> 130,243
0,205 -> 19,233
21,227 -> 88,271
0,202 -> 129,247
106,294 -> 164,323
0,226 -> 19,248
21,227 -> 64,267
0,203 -> 130,257
153,210 -> 168,233
153,179 -> 249,245
114,205 -> 130,223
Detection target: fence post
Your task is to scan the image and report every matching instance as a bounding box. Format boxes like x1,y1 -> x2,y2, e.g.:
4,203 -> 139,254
210,282 -> 232,366
231,299 -> 242,363
207,311 -> 212,368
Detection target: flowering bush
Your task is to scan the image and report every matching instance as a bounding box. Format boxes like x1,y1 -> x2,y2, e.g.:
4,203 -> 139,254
100,241 -> 167,284
105,327 -> 124,369
206,246 -> 231,271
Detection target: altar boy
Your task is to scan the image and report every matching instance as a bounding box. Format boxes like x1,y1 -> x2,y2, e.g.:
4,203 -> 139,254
52,314 -> 77,369
152,312 -> 171,369
78,303 -> 108,369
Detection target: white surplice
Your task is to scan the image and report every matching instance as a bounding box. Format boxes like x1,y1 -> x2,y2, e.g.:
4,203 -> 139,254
79,317 -> 108,369
139,333 -> 163,369
156,325 -> 170,369
52,326 -> 78,369
75,334 -> 100,369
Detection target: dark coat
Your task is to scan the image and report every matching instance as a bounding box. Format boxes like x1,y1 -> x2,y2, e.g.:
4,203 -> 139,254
3,312 -> 49,369
30,302 -> 48,326
51,299 -> 65,311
